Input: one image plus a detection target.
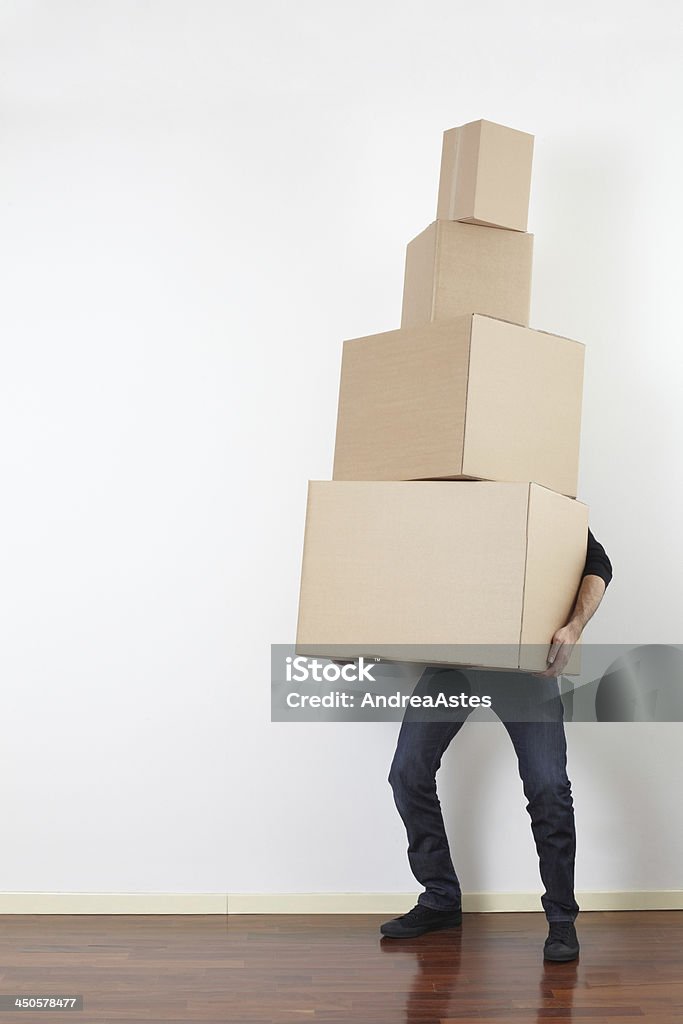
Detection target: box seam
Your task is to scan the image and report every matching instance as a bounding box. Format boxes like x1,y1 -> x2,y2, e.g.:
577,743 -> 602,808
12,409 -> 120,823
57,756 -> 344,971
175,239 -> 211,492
431,222 -> 440,318
470,120 -> 483,221
331,345 -> 347,479
517,482 -> 533,668
459,316 -> 474,476
294,482 -> 314,645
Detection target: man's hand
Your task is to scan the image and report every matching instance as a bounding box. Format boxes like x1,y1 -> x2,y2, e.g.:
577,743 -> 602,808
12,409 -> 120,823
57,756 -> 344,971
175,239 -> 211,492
534,622 -> 581,678
534,574 -> 608,678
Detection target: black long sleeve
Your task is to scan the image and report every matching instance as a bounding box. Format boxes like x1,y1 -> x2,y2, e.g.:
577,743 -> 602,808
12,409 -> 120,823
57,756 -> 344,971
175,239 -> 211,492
583,528 -> 613,588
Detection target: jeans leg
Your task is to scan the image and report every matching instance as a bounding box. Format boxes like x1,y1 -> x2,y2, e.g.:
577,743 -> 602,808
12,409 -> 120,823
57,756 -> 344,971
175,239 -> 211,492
388,667 -> 470,911
501,679 -> 579,923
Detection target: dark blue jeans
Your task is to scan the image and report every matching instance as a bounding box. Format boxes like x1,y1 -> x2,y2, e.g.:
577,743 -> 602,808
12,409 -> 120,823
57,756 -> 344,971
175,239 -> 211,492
388,665 -> 579,922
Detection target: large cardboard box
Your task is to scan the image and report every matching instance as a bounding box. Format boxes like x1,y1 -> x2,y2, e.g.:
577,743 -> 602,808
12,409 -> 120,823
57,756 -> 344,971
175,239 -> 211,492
401,220 -> 533,329
332,314 -> 584,498
296,481 -> 588,673
437,119 -> 534,232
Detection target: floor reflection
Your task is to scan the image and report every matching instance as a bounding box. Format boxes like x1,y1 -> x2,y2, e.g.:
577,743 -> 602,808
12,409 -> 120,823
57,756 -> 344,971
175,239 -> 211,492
379,919 -> 581,1022
380,927 -> 463,1022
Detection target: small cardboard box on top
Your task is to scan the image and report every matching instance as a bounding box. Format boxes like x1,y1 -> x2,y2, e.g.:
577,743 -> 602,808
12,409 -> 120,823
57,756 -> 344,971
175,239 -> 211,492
437,118 -> 534,232
332,314 -> 584,499
401,220 -> 533,329
295,480 -> 588,674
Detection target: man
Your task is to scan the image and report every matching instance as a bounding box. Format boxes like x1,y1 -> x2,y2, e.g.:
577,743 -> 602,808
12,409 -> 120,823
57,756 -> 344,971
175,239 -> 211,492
381,528 -> 613,962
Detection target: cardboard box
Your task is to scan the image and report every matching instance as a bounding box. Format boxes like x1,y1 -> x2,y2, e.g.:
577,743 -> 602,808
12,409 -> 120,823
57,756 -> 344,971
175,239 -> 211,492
437,119 -> 534,231
295,480 -> 588,673
401,220 -> 533,329
332,314 -> 584,498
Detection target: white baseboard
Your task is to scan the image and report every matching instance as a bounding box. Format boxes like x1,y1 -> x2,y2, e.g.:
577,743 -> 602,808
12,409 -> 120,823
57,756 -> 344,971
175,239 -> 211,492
1,891 -> 682,914
0,893 -> 227,914
227,891 -> 683,914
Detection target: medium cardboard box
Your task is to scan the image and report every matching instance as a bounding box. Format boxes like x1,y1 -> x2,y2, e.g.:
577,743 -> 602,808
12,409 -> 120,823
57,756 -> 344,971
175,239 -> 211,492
332,314 -> 584,498
437,119 -> 534,232
295,480 -> 588,673
401,220 -> 533,329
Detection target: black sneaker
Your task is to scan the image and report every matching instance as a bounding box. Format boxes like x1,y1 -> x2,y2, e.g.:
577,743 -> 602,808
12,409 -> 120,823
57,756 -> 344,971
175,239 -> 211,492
380,903 -> 462,938
543,920 -> 580,962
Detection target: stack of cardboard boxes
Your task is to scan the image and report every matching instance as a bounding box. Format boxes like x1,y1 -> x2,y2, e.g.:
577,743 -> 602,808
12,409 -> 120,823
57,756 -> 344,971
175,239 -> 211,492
295,119 -> 589,673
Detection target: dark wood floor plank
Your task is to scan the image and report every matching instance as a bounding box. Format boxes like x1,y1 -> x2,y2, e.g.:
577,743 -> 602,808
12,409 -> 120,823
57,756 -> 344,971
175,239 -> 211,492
0,911 -> 682,1022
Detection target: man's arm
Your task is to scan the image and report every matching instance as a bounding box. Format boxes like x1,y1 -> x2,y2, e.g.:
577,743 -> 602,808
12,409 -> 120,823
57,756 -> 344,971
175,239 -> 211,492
536,527 -> 613,677
566,574 -> 607,633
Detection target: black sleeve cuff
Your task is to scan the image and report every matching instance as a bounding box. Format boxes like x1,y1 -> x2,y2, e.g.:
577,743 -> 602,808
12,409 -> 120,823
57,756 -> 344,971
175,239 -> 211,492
583,527 -> 613,588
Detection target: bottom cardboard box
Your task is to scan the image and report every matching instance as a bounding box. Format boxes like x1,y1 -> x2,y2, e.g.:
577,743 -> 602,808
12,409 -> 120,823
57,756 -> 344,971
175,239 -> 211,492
295,480 -> 588,674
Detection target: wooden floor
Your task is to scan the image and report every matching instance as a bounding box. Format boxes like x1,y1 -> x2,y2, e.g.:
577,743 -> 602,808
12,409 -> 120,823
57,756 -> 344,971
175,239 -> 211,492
1,911 -> 682,1022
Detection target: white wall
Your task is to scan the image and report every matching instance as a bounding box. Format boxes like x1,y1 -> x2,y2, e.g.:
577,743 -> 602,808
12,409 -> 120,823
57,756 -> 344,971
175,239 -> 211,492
1,0 -> 681,899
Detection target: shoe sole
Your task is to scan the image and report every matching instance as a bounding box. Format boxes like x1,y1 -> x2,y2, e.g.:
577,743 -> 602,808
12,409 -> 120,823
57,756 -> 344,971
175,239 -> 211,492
380,917 -> 462,938
543,948 -> 579,962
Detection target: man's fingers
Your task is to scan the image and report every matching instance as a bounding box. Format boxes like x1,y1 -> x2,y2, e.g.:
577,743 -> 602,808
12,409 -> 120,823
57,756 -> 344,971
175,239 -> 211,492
537,663 -> 562,678
550,644 -> 574,676
547,638 -> 564,664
